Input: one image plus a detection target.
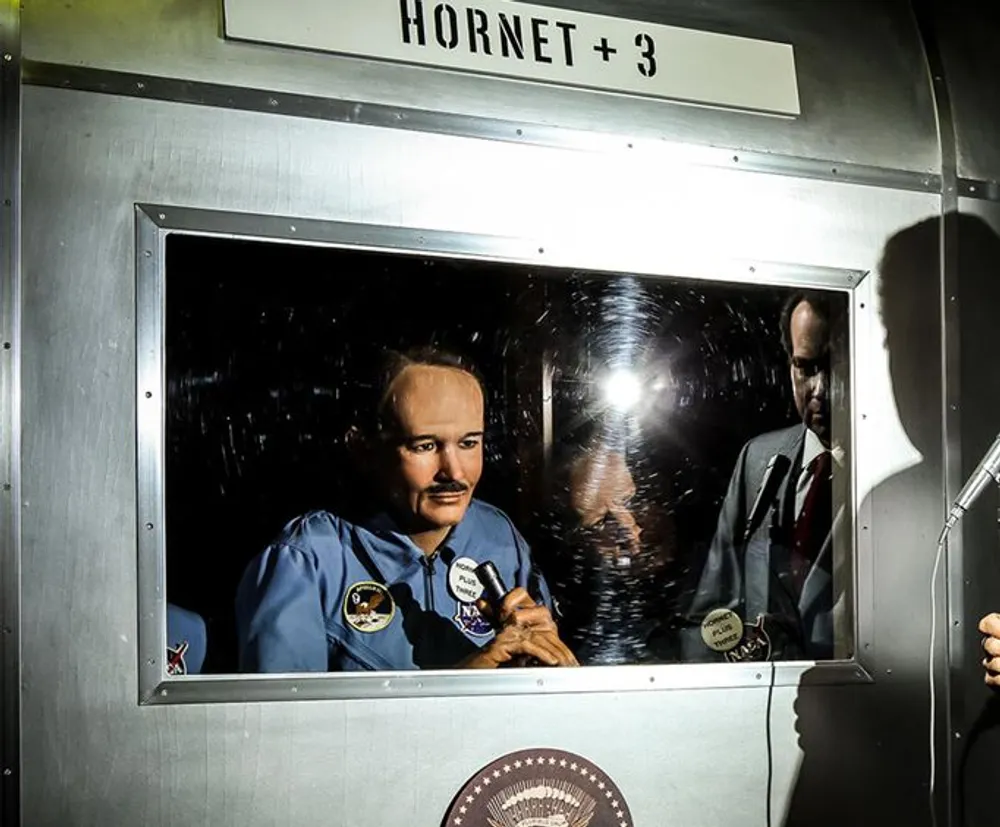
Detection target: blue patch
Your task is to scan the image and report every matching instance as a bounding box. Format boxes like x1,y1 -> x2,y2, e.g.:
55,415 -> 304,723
453,602 -> 494,638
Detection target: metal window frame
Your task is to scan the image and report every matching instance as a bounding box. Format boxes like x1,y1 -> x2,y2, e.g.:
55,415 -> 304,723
136,202 -> 874,705
0,0 -> 21,817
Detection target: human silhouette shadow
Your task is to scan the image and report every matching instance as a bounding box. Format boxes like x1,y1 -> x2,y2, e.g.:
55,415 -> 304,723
784,212 -> 1000,825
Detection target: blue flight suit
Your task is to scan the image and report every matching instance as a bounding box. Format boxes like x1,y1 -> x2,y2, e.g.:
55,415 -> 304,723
166,603 -> 207,675
235,499 -> 552,672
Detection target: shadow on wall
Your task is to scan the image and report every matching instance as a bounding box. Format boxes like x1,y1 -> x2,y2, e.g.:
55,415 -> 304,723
785,212 -> 1000,826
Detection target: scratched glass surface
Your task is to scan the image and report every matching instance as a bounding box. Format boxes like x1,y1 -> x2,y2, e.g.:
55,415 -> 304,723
164,235 -> 851,673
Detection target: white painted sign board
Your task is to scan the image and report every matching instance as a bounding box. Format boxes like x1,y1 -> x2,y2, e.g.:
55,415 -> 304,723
223,0 -> 800,116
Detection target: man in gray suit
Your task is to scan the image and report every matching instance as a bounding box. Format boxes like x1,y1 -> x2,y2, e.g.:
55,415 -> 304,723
683,291 -> 848,662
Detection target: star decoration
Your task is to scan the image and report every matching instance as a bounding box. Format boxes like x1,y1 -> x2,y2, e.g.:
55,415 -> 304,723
474,786 -> 481,794
459,806 -> 466,814
548,758 -> 556,765
579,766 -> 589,775
589,774 -> 596,782
612,800 -> 618,807
605,791 -> 613,799
514,761 -> 522,769
503,765 -> 511,773
465,796 -> 474,804
559,759 -> 567,768
526,758 -> 534,766
483,778 -> 491,786
570,763 -> 578,770
493,770 -> 501,778
616,811 -> 623,818
598,782 -> 605,790
454,819 -> 462,826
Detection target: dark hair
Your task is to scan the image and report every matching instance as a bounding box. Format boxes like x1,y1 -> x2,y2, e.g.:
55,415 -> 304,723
367,345 -> 485,436
778,291 -> 832,356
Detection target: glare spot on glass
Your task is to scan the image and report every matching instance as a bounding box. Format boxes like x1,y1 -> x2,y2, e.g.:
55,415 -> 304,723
602,369 -> 642,412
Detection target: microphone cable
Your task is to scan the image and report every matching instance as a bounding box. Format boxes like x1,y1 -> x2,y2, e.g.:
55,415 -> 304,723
764,658 -> 777,827
927,527 -> 948,827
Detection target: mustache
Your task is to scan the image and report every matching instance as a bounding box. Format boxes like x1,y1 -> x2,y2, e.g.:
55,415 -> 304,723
425,481 -> 469,495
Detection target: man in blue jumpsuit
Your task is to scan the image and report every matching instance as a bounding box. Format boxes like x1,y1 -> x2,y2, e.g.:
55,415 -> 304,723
235,347 -> 577,672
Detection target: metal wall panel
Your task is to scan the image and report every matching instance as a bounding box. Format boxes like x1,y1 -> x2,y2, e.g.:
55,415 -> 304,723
948,198 -> 1000,827
22,0 -> 938,173
924,0 -> 1000,182
19,83 -> 944,826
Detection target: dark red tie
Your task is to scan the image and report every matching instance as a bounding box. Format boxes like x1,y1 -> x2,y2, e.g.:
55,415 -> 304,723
790,451 -> 832,594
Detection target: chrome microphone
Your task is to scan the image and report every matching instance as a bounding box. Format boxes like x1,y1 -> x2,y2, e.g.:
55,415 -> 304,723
942,432 -> 1000,538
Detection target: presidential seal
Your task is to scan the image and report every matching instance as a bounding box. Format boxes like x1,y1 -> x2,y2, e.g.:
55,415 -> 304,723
442,748 -> 632,827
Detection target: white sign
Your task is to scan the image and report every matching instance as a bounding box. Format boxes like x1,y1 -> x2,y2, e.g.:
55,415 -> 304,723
224,0 -> 800,116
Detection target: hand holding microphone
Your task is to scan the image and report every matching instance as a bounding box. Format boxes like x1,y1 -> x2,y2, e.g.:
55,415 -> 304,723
459,561 -> 578,668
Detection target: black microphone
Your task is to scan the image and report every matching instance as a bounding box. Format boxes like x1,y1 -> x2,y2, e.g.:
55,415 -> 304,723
475,561 -> 541,667
475,561 -> 509,615
743,454 -> 792,545
942,432 -> 1000,538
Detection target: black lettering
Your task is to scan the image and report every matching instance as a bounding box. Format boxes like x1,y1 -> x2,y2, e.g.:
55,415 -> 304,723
635,32 -> 657,78
466,8 -> 492,55
555,21 -> 576,66
531,17 -> 552,64
399,0 -> 426,46
434,3 -> 459,49
498,13 -> 524,59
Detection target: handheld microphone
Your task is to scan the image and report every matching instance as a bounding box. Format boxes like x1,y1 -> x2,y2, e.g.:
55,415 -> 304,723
942,432 -> 1000,538
743,454 -> 792,545
475,561 -> 540,667
474,561 -> 509,614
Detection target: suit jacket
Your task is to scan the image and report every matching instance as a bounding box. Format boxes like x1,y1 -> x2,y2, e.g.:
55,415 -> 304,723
681,423 -> 848,662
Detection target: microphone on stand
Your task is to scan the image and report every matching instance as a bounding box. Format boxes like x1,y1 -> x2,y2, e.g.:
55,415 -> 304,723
743,454 -> 792,545
941,432 -> 1000,540
699,453 -> 798,662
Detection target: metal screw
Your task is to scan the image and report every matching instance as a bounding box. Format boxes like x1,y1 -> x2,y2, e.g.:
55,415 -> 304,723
145,522 -> 153,530
2,54 -> 11,63
145,391 -> 152,399
143,250 -> 151,258
3,768 -> 11,776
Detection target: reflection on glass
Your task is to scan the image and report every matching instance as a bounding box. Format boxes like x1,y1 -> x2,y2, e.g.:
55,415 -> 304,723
162,235 -> 852,674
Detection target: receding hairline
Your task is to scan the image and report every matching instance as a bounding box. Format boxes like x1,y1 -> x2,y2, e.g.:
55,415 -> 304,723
379,363 -> 485,428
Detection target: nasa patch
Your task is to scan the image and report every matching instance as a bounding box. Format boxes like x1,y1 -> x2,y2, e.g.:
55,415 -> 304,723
443,748 -> 633,827
723,614 -> 772,663
343,581 -> 395,633
453,601 -> 494,638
